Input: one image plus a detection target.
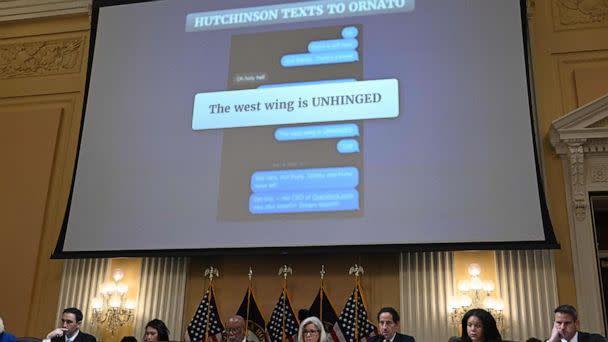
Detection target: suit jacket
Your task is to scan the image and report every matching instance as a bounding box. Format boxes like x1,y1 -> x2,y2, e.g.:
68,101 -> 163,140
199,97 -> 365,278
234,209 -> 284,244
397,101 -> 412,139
0,332 -> 17,342
50,332 -> 96,342
372,333 -> 415,342
578,331 -> 606,342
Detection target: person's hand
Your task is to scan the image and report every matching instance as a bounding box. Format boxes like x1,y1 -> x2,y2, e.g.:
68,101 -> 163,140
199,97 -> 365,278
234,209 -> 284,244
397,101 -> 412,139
547,324 -> 561,342
46,328 -> 67,339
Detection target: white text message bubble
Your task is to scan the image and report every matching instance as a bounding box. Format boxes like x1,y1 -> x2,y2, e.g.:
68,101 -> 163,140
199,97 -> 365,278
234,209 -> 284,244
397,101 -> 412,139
192,79 -> 399,130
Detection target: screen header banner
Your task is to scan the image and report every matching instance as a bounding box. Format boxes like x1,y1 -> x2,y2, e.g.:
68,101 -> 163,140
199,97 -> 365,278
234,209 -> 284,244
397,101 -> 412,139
185,0 -> 415,32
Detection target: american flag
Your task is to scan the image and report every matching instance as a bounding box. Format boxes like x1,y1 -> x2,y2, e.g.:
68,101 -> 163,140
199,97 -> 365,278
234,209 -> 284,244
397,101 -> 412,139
332,285 -> 376,342
266,290 -> 299,342
187,286 -> 224,342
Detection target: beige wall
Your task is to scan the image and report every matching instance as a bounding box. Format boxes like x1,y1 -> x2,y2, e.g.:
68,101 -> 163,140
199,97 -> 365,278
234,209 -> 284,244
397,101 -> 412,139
527,0 -> 608,306
2,0 -> 608,337
0,107 -> 61,335
0,14 -> 90,337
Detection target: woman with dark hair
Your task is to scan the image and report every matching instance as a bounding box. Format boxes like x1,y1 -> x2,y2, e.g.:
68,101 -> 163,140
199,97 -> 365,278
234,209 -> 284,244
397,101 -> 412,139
144,319 -> 170,342
460,309 -> 502,342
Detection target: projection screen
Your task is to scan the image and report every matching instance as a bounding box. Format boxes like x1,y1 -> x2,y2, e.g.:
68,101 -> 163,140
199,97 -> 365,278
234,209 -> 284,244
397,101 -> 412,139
55,0 -> 557,256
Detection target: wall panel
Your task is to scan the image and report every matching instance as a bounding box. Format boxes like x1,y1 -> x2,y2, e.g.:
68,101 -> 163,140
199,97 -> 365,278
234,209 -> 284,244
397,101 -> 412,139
0,11 -> 90,336
0,106 -> 62,336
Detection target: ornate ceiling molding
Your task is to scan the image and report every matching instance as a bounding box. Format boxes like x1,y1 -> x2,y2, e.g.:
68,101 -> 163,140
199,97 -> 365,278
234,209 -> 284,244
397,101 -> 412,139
552,0 -> 608,29
0,37 -> 84,79
0,0 -> 91,22
550,94 -> 608,152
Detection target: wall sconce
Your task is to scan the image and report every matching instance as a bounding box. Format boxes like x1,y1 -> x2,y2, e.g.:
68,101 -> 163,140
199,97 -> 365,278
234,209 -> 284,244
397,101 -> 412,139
91,269 -> 136,334
448,263 -> 505,330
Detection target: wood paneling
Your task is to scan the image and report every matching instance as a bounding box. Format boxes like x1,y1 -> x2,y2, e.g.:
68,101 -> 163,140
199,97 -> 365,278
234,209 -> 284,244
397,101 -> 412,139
0,107 -> 61,336
183,254 -> 399,332
530,0 -> 608,308
0,13 -> 90,337
574,66 -> 608,106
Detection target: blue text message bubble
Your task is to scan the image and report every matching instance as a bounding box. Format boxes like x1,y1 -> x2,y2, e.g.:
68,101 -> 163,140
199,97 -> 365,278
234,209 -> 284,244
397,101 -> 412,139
275,123 -> 359,141
249,189 -> 359,214
251,167 -> 359,192
308,38 -> 358,53
281,50 -> 359,67
341,26 -> 359,38
192,79 -> 399,130
337,139 -> 360,153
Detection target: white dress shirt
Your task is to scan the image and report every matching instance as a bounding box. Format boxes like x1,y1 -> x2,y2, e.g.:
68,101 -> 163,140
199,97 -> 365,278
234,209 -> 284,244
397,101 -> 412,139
66,330 -> 80,342
384,333 -> 397,342
562,331 -> 578,342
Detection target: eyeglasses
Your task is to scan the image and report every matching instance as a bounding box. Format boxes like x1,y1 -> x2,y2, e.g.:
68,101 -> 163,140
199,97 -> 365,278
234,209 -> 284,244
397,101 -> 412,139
226,328 -> 242,334
303,330 -> 319,335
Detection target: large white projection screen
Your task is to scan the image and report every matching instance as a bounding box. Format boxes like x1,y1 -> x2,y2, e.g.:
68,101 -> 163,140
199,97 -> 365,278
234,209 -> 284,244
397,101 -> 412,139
57,0 -> 556,255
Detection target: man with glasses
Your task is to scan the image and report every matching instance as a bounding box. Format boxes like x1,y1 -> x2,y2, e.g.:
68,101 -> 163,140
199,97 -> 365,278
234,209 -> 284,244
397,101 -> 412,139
44,308 -> 96,342
375,307 -> 415,342
226,315 -> 247,342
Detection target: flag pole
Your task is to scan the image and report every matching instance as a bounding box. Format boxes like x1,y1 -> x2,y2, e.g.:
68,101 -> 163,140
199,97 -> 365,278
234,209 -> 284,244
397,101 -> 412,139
278,265 -> 292,342
349,264 -> 364,342
246,267 -> 253,335
319,265 -> 326,323
203,266 -> 219,342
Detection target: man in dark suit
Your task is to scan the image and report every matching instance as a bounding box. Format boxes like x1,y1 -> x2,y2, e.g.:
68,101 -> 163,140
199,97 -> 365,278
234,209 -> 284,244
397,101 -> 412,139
374,307 -> 415,342
45,308 -> 96,342
225,315 -> 247,342
546,305 -> 605,342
